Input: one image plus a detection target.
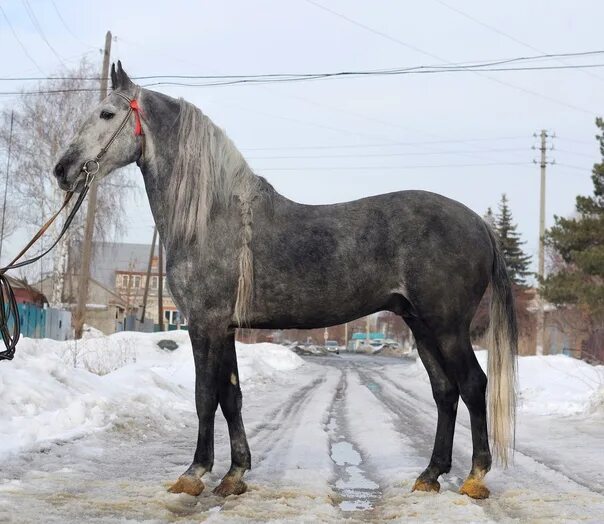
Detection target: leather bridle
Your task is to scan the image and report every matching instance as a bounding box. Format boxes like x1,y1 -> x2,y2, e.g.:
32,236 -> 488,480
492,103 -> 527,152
75,89 -> 144,191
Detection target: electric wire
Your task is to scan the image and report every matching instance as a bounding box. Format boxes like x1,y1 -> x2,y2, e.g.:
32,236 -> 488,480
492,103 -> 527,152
0,50 -> 603,82
433,0 -> 604,83
302,0 -> 595,114
0,5 -> 45,75
21,0 -> 66,67
1,60 -> 604,96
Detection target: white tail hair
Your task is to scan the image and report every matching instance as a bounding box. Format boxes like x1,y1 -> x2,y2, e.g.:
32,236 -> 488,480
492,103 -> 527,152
485,223 -> 518,466
167,99 -> 266,325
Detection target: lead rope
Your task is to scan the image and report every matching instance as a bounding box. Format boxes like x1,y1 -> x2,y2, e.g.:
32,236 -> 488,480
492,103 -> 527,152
0,89 -> 143,361
0,184 -> 91,360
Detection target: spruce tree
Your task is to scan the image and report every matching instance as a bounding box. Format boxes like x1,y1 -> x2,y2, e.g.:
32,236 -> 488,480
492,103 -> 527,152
542,118 -> 604,319
494,194 -> 532,285
483,207 -> 496,229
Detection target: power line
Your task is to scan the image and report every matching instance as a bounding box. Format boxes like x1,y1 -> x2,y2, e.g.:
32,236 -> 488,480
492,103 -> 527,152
303,0 -> 444,62
241,136 -> 529,151
433,0 -> 604,83
302,0 -> 595,114
555,162 -> 592,171
50,0 -> 97,51
0,5 -> 45,74
255,161 -> 534,171
557,136 -> 598,146
21,0 -> 66,67
2,61 -> 604,95
555,149 -> 597,159
247,147 -> 529,160
1,49 -> 603,82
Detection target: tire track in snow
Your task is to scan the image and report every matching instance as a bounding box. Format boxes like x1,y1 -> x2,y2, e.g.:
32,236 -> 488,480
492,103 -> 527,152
324,369 -> 383,519
247,374 -> 327,475
374,368 -> 604,496
359,365 -> 604,522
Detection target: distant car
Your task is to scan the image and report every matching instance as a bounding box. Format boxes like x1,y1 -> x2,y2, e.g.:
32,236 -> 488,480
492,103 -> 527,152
325,340 -> 340,354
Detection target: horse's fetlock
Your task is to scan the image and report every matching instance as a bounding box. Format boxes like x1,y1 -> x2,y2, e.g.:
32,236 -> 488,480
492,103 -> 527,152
473,454 -> 492,474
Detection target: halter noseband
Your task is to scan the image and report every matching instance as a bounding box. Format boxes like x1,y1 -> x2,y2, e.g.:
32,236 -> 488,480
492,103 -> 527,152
77,89 -> 144,189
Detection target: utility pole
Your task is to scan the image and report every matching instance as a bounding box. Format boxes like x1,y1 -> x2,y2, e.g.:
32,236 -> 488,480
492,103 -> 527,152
534,129 -> 554,356
0,111 -> 14,262
73,31 -> 112,339
344,322 -> 348,351
140,227 -> 158,324
157,236 -> 164,331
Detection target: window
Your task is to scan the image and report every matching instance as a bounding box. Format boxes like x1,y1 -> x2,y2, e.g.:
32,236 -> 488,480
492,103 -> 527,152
150,276 -> 158,289
132,275 -> 142,288
120,274 -> 129,288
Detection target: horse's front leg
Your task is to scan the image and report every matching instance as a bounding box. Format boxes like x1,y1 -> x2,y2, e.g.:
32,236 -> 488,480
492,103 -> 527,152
213,336 -> 251,497
168,325 -> 227,496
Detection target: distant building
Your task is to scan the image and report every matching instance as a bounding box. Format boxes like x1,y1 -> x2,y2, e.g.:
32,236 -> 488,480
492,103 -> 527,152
8,275 -> 47,306
37,272 -> 127,335
90,242 -> 183,327
36,241 -> 185,335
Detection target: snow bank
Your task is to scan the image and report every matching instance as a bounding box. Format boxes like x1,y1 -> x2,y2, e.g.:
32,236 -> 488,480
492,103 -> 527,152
475,351 -> 604,416
404,351 -> 603,417
0,333 -> 304,458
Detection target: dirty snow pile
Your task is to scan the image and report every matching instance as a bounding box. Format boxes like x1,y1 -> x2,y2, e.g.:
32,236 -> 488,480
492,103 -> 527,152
474,350 -> 604,416
0,332 -> 304,458
404,350 -> 604,416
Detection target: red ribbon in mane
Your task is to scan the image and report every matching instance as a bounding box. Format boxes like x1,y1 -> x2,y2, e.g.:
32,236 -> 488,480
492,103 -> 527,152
130,99 -> 143,136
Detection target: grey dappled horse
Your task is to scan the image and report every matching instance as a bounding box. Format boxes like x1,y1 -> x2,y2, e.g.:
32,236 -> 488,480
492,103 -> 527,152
54,62 -> 517,500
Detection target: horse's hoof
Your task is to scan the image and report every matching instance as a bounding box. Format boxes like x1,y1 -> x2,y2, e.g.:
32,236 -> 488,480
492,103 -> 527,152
213,478 -> 247,497
168,475 -> 205,496
459,477 -> 490,499
412,478 -> 440,493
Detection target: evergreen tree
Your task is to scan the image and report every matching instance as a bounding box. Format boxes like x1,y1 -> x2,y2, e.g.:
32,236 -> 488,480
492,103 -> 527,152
483,207 -> 496,229
542,118 -> 604,320
494,194 -> 532,285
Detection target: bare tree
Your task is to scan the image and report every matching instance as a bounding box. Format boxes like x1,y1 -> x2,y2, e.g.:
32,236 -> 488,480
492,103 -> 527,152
0,59 -> 139,303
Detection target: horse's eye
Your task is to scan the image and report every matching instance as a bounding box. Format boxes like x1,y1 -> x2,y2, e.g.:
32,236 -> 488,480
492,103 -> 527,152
100,110 -> 115,120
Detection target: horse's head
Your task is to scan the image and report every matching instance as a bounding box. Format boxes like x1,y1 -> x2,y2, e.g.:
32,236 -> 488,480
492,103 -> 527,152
53,61 -> 144,191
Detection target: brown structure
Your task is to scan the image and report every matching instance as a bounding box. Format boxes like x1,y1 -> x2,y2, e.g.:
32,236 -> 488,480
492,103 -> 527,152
9,275 -> 47,306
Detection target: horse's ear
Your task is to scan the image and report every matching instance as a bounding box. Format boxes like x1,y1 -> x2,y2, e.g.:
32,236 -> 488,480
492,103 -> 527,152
110,63 -> 118,90
115,60 -> 134,90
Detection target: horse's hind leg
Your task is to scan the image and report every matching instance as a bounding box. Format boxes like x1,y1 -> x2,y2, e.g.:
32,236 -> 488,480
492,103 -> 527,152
407,320 -> 459,494
213,337 -> 251,497
440,332 -> 492,499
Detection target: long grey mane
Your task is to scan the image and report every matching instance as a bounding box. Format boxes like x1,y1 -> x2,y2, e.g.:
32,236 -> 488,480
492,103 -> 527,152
167,98 -> 269,325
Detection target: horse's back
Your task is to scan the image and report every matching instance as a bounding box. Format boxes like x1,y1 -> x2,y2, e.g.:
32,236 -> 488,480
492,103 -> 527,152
251,189 -> 493,327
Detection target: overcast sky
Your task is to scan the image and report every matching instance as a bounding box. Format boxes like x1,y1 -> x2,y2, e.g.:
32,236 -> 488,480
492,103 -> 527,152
1,0 -> 603,274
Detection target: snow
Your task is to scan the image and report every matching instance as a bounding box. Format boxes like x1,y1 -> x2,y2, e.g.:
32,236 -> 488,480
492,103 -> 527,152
474,350 -> 604,416
0,332 -> 304,459
405,350 -> 604,417
1,335 -> 603,522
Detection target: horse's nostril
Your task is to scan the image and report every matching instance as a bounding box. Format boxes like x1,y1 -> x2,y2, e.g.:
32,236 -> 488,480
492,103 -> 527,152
54,163 -> 65,179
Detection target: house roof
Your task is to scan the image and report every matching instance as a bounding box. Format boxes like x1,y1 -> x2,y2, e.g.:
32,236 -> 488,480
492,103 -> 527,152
6,275 -> 48,303
91,241 -> 165,289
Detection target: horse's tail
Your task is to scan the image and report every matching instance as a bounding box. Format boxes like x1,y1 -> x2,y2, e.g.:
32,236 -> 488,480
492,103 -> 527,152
485,223 -> 518,466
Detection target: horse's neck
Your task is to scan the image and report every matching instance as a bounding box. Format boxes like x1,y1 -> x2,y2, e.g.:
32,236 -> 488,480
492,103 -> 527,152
136,89 -> 269,250
136,91 -> 181,244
